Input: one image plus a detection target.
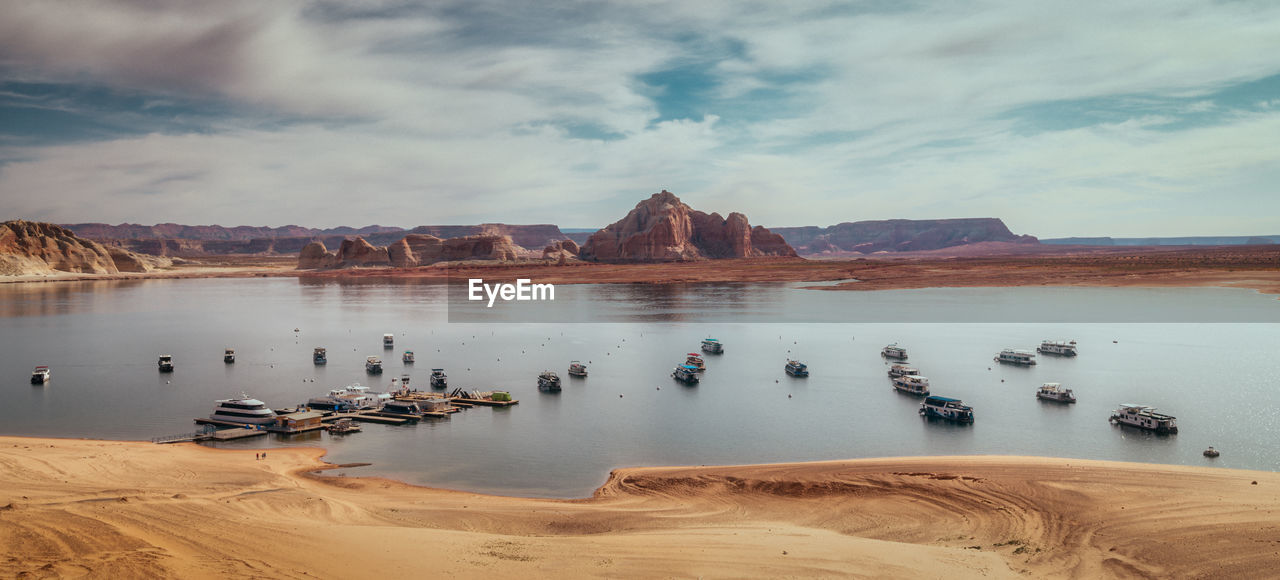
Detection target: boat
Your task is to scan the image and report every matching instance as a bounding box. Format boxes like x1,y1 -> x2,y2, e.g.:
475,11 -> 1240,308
892,375 -> 930,396
1036,382 -> 1076,403
672,364 -> 700,384
994,349 -> 1037,366
538,370 -> 562,391
919,396 -> 974,423
210,395 -> 277,425
400,374 -> 412,390
1203,446 -> 1220,458
701,338 -> 723,354
887,364 -> 919,378
158,355 -> 174,372
1037,340 -> 1078,356
381,400 -> 429,417
684,353 -> 705,371
30,366 -> 50,384
223,348 -> 235,364
366,355 -> 383,374
429,368 -> 448,389
306,384 -> 388,411
1110,404 -> 1178,434
313,347 -> 327,365
784,360 -> 809,377
881,344 -> 908,360
383,333 -> 395,348
326,418 -> 361,434
568,361 -> 588,377
402,350 -> 415,364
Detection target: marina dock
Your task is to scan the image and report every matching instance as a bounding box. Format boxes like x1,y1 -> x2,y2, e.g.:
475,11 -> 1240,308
452,397 -> 519,407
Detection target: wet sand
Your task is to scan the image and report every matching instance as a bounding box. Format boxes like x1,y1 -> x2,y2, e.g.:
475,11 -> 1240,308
1,437 -> 1276,578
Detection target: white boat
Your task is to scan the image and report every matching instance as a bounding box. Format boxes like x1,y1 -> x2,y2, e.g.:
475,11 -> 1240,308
881,344 -> 908,360
1036,383 -> 1076,403
313,347 -> 327,365
701,338 -> 723,354
784,360 -> 809,377
995,349 -> 1036,365
326,418 -> 360,434
919,396 -> 974,423
887,364 -> 919,378
383,333 -> 395,348
30,366 -> 50,384
672,364 -> 700,384
366,355 -> 383,374
223,348 -> 235,364
1037,340 -> 1078,356
1110,404 -> 1178,434
210,395 -> 277,425
538,370 -> 562,391
568,361 -> 588,377
308,384 -> 390,411
892,375 -> 930,396
429,368 -> 447,389
157,355 -> 174,372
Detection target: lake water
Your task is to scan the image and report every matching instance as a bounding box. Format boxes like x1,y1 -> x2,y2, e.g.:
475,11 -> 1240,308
2,278 -> 1278,498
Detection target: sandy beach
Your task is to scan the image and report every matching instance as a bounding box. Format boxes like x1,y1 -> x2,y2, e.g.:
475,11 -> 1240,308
1,437 -> 1276,578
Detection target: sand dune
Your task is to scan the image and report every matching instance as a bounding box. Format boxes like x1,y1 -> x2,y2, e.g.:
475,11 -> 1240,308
1,438 -> 1276,578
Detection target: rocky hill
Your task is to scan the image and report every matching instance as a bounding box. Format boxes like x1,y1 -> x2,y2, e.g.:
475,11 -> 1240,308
62,223 -> 402,242
0,220 -> 170,275
578,191 -> 797,262
298,234 -> 523,269
770,218 -> 1037,255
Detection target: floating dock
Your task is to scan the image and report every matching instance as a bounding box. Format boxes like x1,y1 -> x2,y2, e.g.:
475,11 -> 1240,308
452,397 -> 519,407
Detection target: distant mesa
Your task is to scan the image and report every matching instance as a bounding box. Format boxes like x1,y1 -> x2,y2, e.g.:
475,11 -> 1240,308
770,218 -> 1037,255
0,220 -> 171,276
298,234 -> 523,270
578,191 -> 797,262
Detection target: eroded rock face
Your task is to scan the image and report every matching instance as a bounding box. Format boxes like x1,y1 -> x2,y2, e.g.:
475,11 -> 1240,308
298,234 -> 521,269
0,220 -> 123,275
298,241 -> 338,269
579,191 -> 796,262
541,239 -> 579,261
105,246 -> 172,273
771,218 -> 1037,255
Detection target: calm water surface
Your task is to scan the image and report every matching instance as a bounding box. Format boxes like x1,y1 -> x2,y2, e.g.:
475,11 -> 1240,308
1,278 -> 1278,498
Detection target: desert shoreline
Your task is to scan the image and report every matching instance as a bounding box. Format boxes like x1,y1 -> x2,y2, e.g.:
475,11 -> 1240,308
2,436 -> 1277,578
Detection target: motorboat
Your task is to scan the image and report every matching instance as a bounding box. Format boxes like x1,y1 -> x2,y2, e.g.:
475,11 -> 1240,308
402,350 -> 415,364
1110,404 -> 1177,434
158,355 -> 174,372
30,366 -> 50,384
1037,340 -> 1078,356
700,338 -> 723,354
313,347 -> 327,365
919,396 -> 974,423
684,353 -> 705,371
887,364 -> 919,378
784,360 -> 809,377
672,364 -> 700,384
538,370 -> 562,391
326,418 -> 361,434
995,349 -> 1037,366
429,368 -> 448,389
210,395 -> 277,425
383,333 -> 395,348
881,344 -> 908,360
366,355 -> 383,374
892,375 -> 930,396
224,348 -> 235,364
1036,383 -> 1076,403
568,361 -> 588,377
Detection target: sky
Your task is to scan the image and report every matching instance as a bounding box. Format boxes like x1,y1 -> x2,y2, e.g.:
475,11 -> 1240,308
1,0 -> 1279,237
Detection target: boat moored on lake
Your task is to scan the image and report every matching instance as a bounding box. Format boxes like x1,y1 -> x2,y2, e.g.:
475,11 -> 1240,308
366,355 -> 383,374
383,333 -> 395,348
881,344 -> 908,360
684,353 -> 705,371
158,355 -> 174,372
538,370 -> 562,391
568,361 -> 588,377
30,366 -> 50,384
672,364 -> 700,384
326,417 -> 360,434
1037,340 -> 1078,356
919,396 -> 974,423
1110,404 -> 1178,434
892,375 -> 930,396
429,368 -> 447,389
701,338 -> 723,354
784,360 -> 809,377
223,348 -> 235,363
995,349 -> 1037,366
313,347 -> 327,365
1036,383 -> 1076,403
887,364 -> 919,378
402,350 -> 415,364
210,395 -> 276,425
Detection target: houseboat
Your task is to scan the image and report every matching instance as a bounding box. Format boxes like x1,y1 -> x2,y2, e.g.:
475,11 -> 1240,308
784,360 -> 809,377
684,353 -> 705,371
326,418 -> 361,434
402,350 -> 415,364
995,349 -> 1037,366
701,338 -> 723,354
538,370 -> 562,392
210,395 -> 277,425
381,400 -> 429,418
429,368 -> 448,389
307,384 -> 388,411
30,366 -> 50,384
1110,404 -> 1178,434
919,396 -> 974,423
224,348 -> 235,364
887,364 -> 919,378
313,347 -> 327,365
881,344 -> 908,360
672,364 -> 700,384
366,355 -> 383,374
1037,340 -> 1078,356
892,375 -> 930,396
157,355 -> 174,372
383,333 -> 395,348
1036,383 -> 1076,403
568,361 -> 588,377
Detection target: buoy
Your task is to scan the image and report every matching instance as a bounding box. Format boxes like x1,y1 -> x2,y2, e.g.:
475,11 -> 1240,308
788,394 -> 792,398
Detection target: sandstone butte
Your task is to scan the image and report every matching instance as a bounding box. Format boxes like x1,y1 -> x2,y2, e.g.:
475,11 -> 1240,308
578,190 -> 797,262
0,220 -> 170,276
298,234 -> 523,269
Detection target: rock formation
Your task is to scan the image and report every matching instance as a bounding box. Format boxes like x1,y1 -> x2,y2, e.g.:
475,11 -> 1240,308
298,234 -> 522,269
541,239 -> 579,262
770,218 -> 1037,255
578,191 -> 797,262
0,220 -> 168,275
